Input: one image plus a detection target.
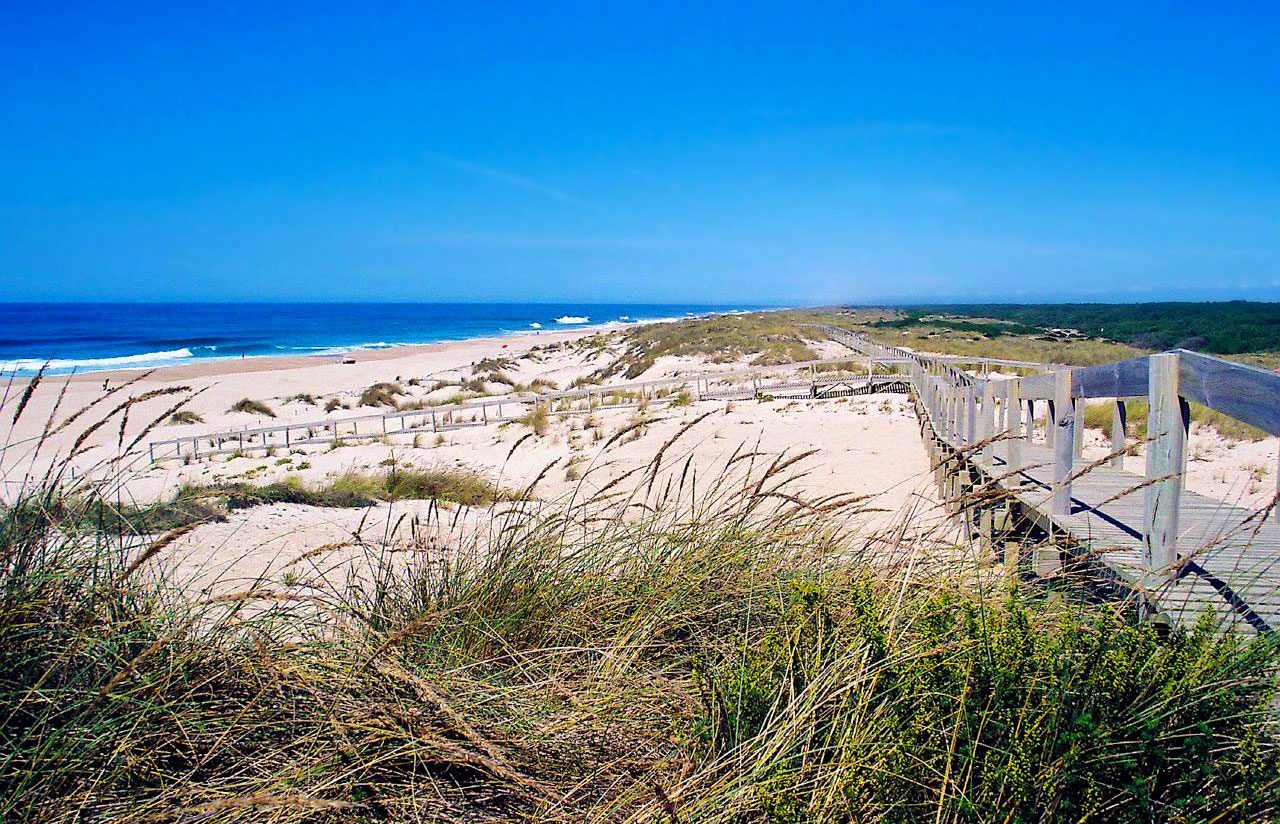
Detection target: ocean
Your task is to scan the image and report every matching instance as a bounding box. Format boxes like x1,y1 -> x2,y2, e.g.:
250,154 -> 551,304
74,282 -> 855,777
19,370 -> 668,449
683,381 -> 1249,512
0,302 -> 771,376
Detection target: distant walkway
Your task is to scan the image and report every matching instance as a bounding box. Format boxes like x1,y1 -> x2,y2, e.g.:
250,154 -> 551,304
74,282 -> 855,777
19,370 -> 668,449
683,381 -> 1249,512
149,354 -> 910,462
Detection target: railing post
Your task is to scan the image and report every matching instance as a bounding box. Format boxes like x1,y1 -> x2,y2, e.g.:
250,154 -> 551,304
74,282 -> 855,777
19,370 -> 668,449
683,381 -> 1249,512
1143,353 -> 1188,586
1025,399 -> 1036,445
1046,394 -> 1057,451
965,384 -> 977,445
980,382 -> 995,464
1006,381 -> 1022,472
1072,398 -> 1084,458
1050,370 -> 1075,520
1110,400 -> 1126,468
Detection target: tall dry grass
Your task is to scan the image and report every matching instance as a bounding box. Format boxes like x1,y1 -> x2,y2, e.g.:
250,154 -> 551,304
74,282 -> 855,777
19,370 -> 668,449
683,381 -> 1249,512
1,372 -> 1278,822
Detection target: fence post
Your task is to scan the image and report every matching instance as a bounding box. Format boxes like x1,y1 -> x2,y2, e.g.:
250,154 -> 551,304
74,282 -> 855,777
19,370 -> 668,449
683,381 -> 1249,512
980,382 -> 995,464
965,384 -> 977,446
1025,400 -> 1036,445
1073,398 -> 1084,458
1110,400 -> 1126,468
1046,394 -> 1057,451
1143,353 -> 1188,586
1050,370 -> 1075,520
1007,381 -> 1022,472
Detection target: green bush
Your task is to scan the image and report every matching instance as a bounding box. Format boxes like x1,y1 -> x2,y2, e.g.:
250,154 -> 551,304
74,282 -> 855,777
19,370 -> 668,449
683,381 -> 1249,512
227,398 -> 275,417
359,382 -> 404,407
166,410 -> 203,425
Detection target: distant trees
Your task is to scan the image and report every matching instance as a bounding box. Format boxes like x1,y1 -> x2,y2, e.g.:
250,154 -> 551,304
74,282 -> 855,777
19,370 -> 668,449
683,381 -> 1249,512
891,301 -> 1280,354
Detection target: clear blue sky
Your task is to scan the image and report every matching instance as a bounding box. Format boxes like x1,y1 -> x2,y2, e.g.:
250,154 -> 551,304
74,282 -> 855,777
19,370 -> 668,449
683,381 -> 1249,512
2,2 -> 1277,304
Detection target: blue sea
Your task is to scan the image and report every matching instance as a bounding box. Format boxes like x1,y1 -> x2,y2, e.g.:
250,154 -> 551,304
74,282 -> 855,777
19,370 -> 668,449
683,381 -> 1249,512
0,302 -> 772,376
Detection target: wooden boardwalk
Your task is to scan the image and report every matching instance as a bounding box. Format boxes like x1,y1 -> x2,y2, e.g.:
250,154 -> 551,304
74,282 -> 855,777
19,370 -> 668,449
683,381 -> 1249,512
978,441 -> 1280,634
150,359 -> 910,462
826,327 -> 1280,635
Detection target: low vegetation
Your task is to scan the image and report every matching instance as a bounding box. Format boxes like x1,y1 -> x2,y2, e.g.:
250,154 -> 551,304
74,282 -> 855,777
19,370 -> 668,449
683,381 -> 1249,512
519,403 -> 550,436
2,452 -> 1278,822
166,409 -> 203,425
595,312 -> 825,379
359,381 -> 405,407
227,397 -> 276,417
47,468 -> 513,535
1082,398 -> 1270,443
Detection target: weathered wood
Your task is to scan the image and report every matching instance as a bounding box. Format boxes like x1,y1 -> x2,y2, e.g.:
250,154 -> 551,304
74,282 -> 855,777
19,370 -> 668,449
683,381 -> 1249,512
979,506 -> 994,559
980,383 -> 995,462
1021,373 -> 1055,399
1050,370 -> 1075,520
1110,400 -> 1126,468
1177,350 -> 1280,437
1072,398 -> 1084,458
1045,396 -> 1056,451
965,384 -> 977,445
1071,356 -> 1150,400
1143,353 -> 1188,585
1006,381 -> 1022,471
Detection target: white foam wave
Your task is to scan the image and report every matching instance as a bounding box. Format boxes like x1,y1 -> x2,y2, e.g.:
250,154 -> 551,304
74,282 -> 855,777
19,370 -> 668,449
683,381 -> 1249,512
529,322 -> 542,329
0,348 -> 195,374
554,316 -> 590,324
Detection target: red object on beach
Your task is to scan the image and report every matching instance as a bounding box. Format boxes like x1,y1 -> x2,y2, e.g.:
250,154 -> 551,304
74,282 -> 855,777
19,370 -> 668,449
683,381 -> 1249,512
502,344 -> 508,349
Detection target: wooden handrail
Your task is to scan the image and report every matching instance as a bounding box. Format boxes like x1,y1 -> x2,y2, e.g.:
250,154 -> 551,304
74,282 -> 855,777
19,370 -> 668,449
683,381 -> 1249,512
826,330 -> 1280,595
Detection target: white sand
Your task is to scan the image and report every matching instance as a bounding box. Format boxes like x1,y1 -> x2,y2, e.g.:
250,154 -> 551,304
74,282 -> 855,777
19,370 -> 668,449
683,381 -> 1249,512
6,325 -> 1274,595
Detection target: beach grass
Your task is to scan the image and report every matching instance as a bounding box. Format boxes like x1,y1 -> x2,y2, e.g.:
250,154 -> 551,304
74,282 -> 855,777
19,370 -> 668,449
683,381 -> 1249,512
359,381 -> 405,407
3,320 -> 1280,822
3,443 -> 1279,822
228,397 -> 276,417
596,312 -> 827,379
167,409 -> 203,425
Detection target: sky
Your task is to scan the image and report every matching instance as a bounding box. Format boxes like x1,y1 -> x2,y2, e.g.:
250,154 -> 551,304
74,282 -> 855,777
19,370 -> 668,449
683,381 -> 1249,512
2,1 -> 1278,305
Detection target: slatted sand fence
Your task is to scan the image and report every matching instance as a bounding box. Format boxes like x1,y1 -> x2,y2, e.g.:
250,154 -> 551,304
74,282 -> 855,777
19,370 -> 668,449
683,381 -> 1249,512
828,328 -> 1280,635
148,355 -> 913,463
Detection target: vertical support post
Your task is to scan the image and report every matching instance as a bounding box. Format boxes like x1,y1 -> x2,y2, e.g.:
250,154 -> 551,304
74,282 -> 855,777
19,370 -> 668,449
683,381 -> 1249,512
965,384 -> 977,446
1143,353 -> 1187,585
1072,398 -> 1084,458
1050,370 -> 1075,520
1025,400 -> 1035,445
148,443 -> 155,463
1007,381 -> 1022,472
1046,395 -> 1057,451
1110,400 -> 1126,468
980,382 -> 995,464
979,507 -> 994,560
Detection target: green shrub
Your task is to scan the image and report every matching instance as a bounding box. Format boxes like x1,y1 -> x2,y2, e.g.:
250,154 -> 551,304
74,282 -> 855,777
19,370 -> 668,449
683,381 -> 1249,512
519,404 -> 549,436
227,398 -> 275,417
359,382 -> 404,407
167,410 -> 203,425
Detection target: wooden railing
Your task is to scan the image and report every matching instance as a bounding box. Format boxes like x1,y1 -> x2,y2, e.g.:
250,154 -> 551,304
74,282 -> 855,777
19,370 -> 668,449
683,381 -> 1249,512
148,354 -> 911,462
829,328 -> 1280,587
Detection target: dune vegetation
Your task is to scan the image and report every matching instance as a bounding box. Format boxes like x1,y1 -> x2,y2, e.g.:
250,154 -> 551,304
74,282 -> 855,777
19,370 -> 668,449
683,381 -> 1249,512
3,423 -> 1280,822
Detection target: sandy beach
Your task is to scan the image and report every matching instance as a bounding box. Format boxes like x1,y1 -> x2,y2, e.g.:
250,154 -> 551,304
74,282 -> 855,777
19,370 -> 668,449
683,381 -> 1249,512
5,318 -> 1277,596
1,321 -> 940,586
